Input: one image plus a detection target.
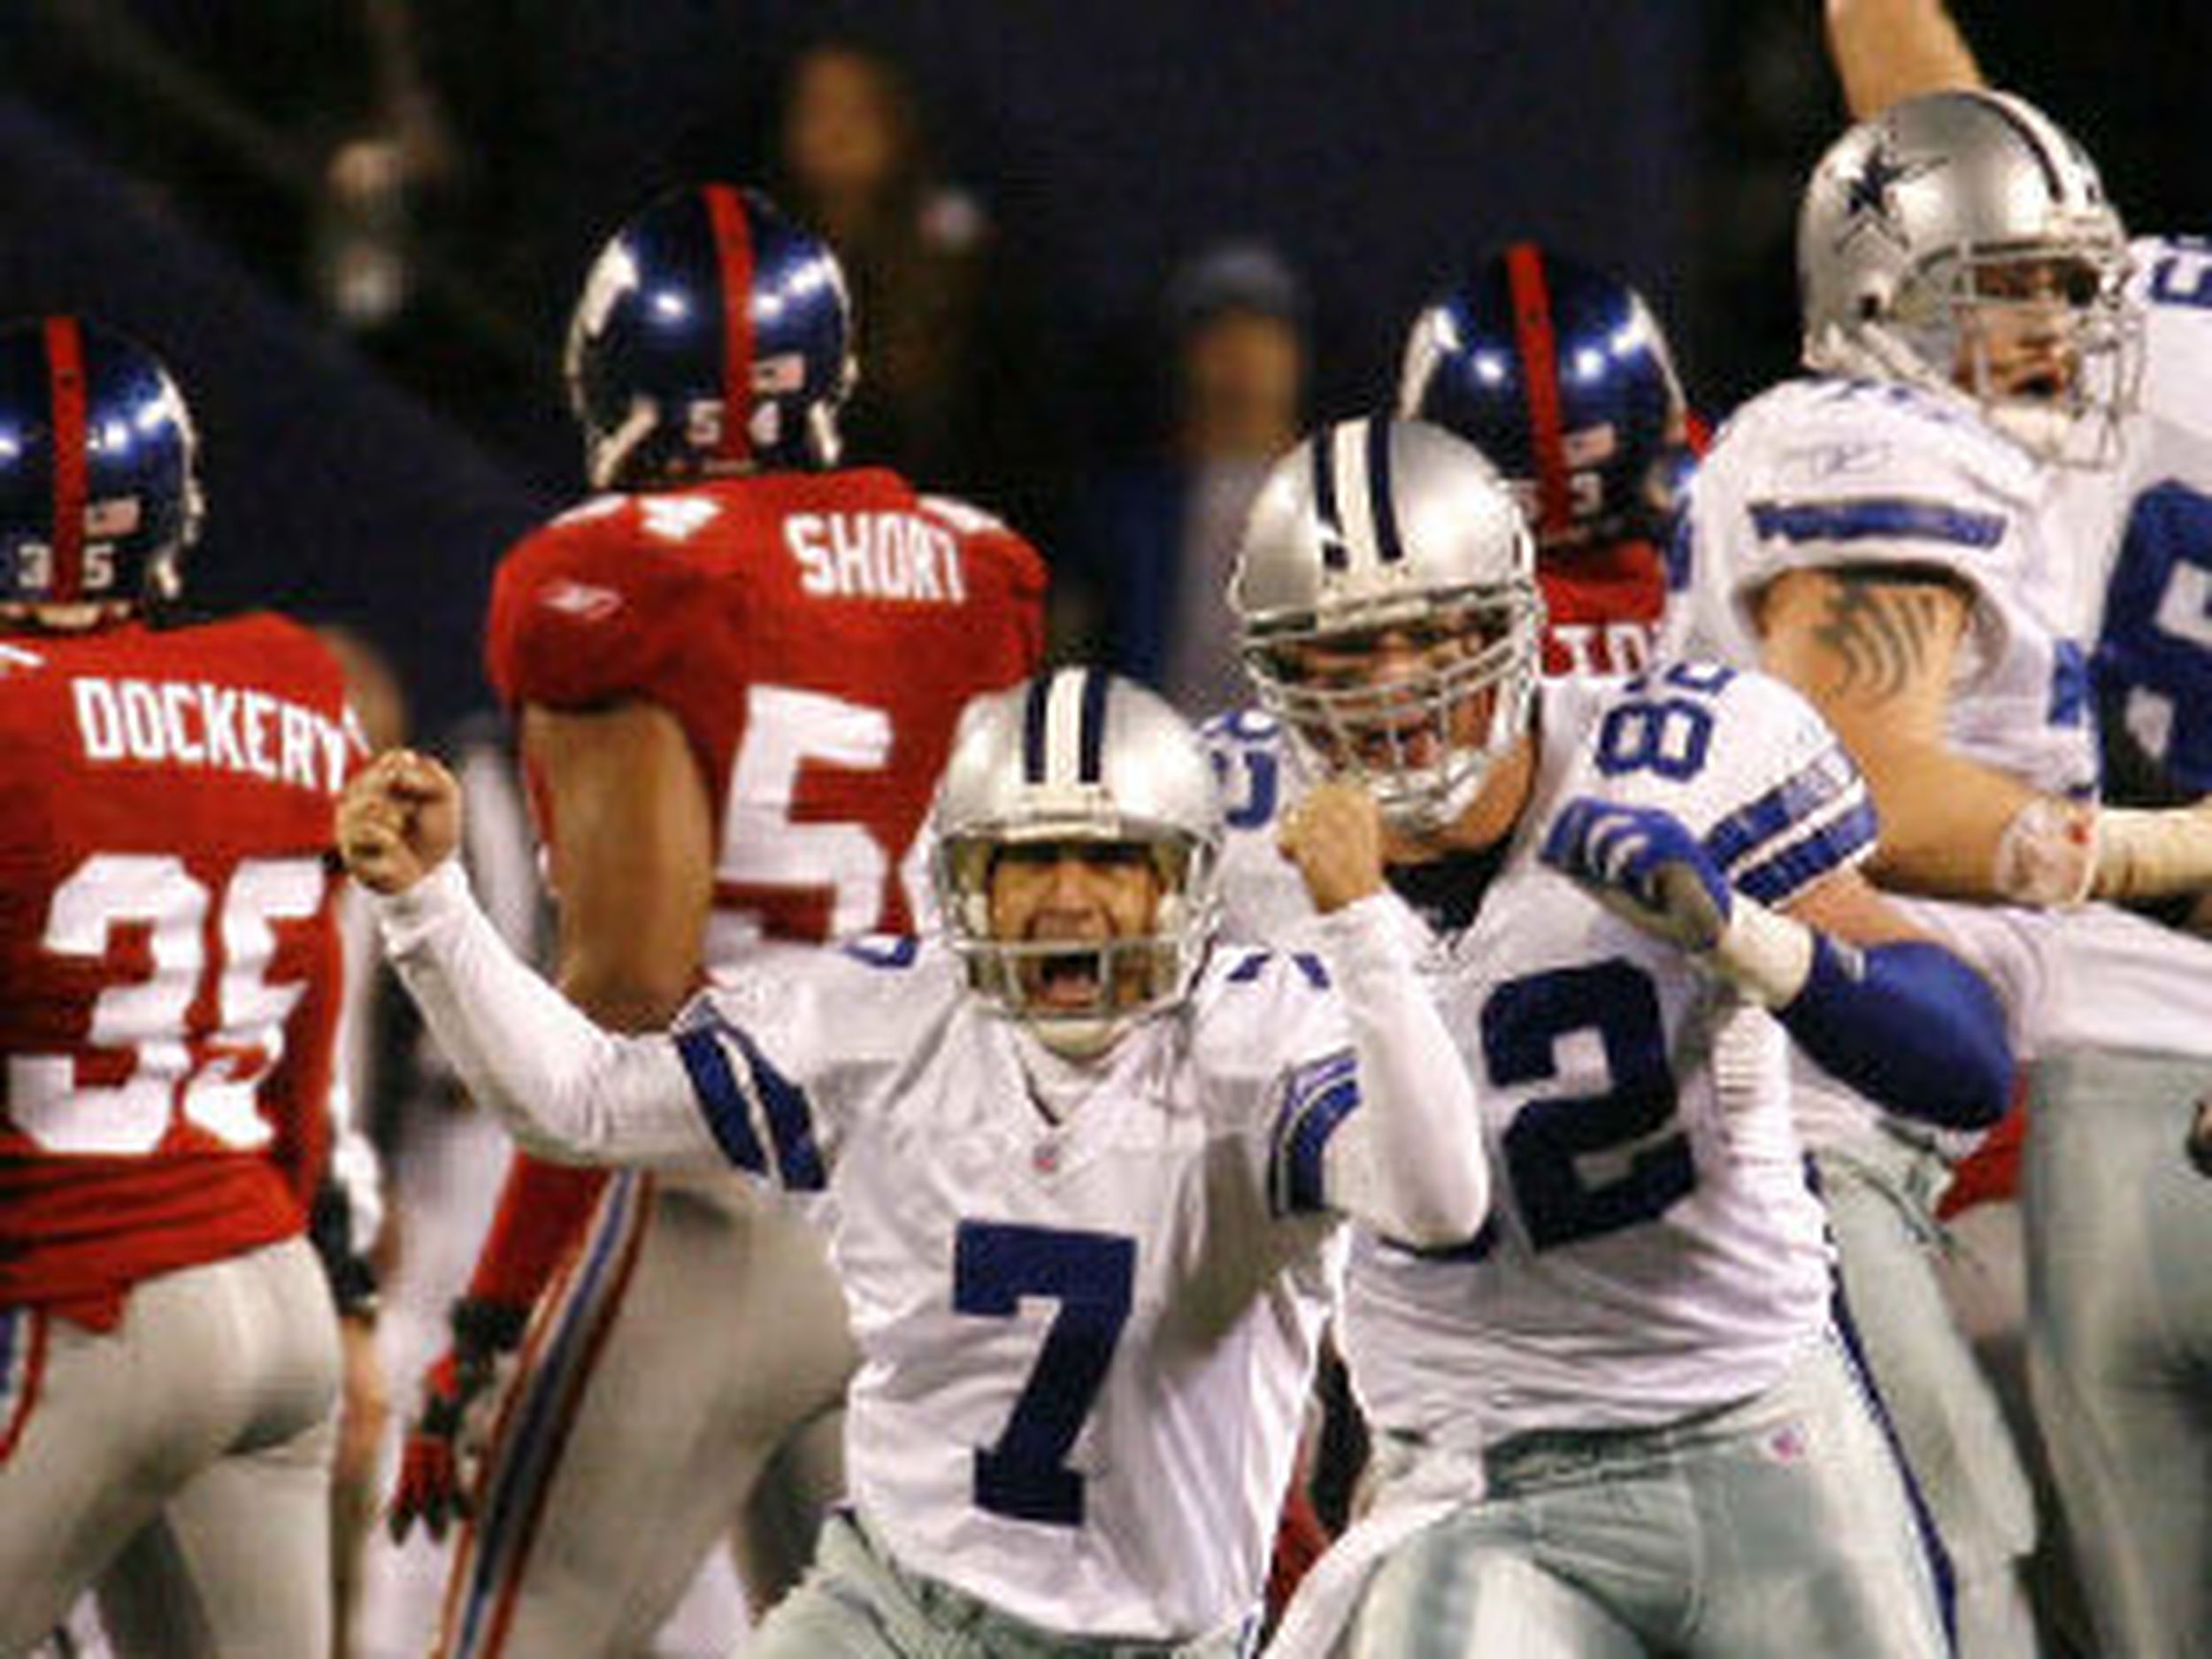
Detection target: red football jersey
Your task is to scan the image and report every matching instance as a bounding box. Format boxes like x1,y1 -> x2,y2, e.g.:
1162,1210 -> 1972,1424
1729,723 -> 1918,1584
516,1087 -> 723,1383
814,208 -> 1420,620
0,615 -> 362,1328
484,467 -> 1048,951
1539,537 -> 1666,678
465,472 -> 1046,1311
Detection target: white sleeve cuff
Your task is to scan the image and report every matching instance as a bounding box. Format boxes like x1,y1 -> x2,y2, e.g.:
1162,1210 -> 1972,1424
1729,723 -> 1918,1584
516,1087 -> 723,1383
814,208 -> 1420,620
371,858 -> 475,956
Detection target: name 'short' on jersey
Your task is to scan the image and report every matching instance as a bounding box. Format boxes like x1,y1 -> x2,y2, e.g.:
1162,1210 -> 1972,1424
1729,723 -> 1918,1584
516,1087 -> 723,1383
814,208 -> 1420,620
67,673 -> 354,795
783,510 -> 970,604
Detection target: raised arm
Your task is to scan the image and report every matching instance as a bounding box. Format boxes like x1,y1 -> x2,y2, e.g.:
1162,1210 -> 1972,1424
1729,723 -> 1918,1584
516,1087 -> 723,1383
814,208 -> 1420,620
339,751 -> 721,1167
1279,784 -> 1490,1248
1824,0 -> 1985,119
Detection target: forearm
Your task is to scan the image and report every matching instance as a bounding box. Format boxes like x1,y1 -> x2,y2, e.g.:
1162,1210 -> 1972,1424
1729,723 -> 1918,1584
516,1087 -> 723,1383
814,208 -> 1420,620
1316,895 -> 1489,1246
1824,0 -> 1984,119
1852,738 -> 2048,900
375,862 -> 718,1167
1710,901 -> 2012,1130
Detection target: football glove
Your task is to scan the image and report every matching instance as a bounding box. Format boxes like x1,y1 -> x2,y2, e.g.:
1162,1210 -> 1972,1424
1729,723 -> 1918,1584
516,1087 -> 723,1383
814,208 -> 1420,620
387,1296 -> 527,1544
1540,796 -> 1732,951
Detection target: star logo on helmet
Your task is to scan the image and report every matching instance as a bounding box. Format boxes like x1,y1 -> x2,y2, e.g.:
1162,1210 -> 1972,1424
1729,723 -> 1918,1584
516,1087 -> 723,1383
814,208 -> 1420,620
1838,139 -> 1942,247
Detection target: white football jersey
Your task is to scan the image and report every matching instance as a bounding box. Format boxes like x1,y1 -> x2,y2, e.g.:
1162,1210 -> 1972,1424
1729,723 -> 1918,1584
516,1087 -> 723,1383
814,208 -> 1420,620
670,936 -> 1356,1640
1667,376 -> 2116,803
1672,366 -> 2212,1071
1213,671 -> 1848,1445
2135,235 -> 2212,442
2103,236 -> 2212,790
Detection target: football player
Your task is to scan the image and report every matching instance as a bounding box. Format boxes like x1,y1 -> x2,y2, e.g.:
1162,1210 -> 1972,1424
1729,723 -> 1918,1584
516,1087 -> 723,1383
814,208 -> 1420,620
1669,81 -> 2212,1658
1220,417 -> 2011,1658
341,668 -> 1492,1656
1398,242 -> 1694,677
388,184 -> 1046,1657
0,318 -> 365,1655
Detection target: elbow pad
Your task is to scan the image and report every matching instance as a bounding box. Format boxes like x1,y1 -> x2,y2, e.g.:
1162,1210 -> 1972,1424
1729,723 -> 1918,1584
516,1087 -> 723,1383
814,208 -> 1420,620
1778,936 -> 2013,1131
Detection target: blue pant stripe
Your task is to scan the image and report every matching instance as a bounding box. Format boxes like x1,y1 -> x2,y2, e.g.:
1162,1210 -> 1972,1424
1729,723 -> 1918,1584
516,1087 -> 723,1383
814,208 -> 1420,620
452,1171 -> 645,1657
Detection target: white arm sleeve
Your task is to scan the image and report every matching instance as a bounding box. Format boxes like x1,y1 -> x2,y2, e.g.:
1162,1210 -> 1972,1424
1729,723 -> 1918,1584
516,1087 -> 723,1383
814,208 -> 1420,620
1313,894 -> 1490,1247
373,861 -> 724,1169
325,884 -> 387,1250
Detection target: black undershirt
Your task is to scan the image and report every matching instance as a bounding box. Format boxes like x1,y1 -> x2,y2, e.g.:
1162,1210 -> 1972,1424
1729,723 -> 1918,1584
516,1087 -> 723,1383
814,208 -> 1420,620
1384,838 -> 1513,937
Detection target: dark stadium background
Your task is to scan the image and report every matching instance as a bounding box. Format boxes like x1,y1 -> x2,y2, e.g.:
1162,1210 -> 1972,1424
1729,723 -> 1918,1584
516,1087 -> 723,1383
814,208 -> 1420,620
3,1 -> 2203,733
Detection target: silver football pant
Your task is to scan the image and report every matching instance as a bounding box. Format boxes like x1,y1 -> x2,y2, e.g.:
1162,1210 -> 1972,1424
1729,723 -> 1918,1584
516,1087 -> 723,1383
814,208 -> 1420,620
1817,1130 -> 2041,1659
0,1236 -> 340,1659
2026,1048 -> 2212,1659
1338,1331 -> 1948,1659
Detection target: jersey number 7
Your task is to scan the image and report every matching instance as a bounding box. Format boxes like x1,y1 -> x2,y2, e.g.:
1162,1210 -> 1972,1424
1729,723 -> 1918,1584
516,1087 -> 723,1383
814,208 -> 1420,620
953,1219 -> 1135,1527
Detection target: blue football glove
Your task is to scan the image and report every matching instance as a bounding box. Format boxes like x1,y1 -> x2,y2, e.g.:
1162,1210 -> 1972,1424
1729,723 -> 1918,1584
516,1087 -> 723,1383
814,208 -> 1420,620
1540,797 -> 1733,953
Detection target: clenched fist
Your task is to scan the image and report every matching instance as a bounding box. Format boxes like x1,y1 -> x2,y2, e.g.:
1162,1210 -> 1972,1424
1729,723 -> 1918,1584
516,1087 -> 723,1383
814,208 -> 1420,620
1279,781 -> 1386,915
337,749 -> 462,895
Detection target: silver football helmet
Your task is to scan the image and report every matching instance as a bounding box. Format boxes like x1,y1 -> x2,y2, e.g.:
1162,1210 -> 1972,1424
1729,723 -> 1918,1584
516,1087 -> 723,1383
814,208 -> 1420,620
1799,88 -> 2139,466
1230,418 -> 1543,833
933,669 -> 1224,1056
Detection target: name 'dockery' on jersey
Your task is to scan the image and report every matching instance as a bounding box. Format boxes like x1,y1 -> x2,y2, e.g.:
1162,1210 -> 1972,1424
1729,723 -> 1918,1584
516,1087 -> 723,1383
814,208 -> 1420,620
70,674 -> 357,794
785,509 -> 971,604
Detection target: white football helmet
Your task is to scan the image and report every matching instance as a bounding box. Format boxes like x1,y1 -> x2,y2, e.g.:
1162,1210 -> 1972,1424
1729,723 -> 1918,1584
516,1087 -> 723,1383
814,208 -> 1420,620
933,669 -> 1224,1056
1798,88 -> 2139,465
1230,418 -> 1543,833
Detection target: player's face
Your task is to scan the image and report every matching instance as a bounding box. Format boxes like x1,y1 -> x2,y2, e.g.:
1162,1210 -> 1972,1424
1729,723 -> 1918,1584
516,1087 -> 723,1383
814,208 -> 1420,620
1955,255 -> 2097,402
1273,610 -> 1499,779
987,842 -> 1164,1012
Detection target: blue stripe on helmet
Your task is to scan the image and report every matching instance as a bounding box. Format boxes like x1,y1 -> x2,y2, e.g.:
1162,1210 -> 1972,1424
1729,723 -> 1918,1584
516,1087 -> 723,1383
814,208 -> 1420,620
1311,429 -> 1350,571
1366,418 -> 1407,565
1077,668 -> 1110,784
1022,673 -> 1053,785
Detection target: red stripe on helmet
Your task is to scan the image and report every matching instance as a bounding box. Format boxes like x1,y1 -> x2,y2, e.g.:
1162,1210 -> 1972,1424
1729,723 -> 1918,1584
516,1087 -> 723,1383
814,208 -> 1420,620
703,185 -> 756,469
1504,243 -> 1573,544
43,316 -> 88,603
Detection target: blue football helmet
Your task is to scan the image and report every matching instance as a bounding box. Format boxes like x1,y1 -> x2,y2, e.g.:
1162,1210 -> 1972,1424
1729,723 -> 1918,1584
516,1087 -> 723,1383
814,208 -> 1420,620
0,316 -> 202,609
565,183 -> 857,489
1399,243 -> 1688,552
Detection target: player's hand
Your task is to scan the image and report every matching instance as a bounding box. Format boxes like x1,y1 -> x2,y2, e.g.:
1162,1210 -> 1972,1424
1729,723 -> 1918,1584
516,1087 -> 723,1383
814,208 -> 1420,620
339,749 -> 462,895
1540,796 -> 1732,952
386,1296 -> 526,1545
1280,782 -> 1386,915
